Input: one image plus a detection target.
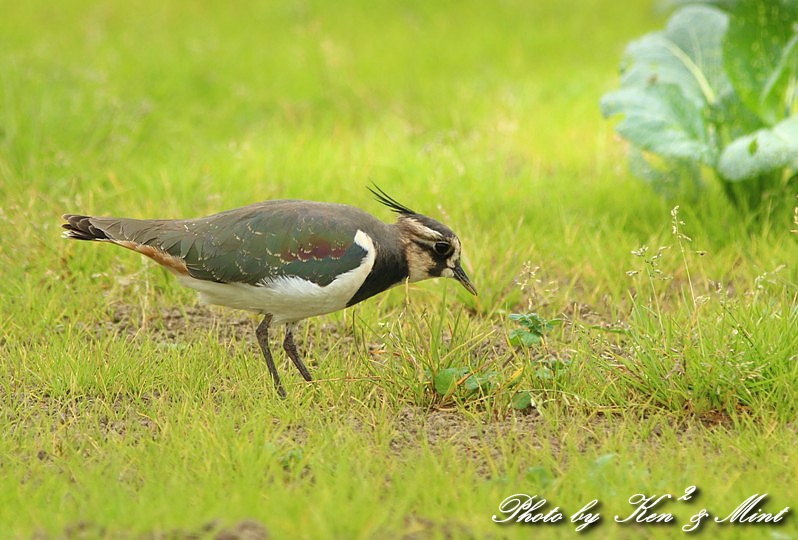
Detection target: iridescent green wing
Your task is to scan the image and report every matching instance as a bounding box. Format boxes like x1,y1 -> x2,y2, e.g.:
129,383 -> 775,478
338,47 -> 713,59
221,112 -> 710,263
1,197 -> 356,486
163,204 -> 368,286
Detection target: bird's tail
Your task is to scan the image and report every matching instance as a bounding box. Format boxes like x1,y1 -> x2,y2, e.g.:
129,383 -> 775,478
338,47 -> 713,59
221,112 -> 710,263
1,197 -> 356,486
60,213 -> 190,275
61,214 -> 110,241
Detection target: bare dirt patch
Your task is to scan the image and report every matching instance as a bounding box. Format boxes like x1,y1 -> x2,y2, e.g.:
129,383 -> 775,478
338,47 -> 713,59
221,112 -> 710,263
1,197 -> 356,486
213,520 -> 269,540
41,519 -> 269,539
96,304 -> 255,345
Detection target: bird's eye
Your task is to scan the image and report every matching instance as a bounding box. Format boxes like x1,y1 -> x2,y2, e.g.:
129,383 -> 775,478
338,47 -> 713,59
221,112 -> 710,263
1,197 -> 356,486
434,242 -> 452,256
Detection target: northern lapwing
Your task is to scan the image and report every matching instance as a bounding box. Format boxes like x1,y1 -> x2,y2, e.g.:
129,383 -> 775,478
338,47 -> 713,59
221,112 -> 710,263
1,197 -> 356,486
62,186 -> 477,396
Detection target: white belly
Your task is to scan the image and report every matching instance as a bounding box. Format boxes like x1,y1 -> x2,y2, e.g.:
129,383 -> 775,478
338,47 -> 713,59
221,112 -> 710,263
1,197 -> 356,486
175,230 -> 376,325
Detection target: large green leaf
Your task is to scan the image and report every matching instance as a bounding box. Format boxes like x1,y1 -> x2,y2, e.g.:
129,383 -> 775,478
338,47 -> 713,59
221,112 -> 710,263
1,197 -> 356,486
600,0 -> 798,209
723,0 -> 798,126
617,5 -> 730,108
718,114 -> 798,180
709,85 -> 766,141
627,148 -> 703,196
600,84 -> 716,164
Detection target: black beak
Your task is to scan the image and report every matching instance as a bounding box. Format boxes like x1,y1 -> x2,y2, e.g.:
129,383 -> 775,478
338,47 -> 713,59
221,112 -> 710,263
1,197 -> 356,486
453,262 -> 478,296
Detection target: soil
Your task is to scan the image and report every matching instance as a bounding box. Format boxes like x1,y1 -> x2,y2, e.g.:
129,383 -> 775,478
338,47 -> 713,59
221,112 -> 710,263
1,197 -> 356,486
97,304 -> 257,344
47,519 -> 269,539
22,303 -> 743,539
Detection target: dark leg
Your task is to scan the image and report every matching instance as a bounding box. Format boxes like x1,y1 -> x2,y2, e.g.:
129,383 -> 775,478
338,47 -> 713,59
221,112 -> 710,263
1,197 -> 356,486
283,323 -> 312,382
256,315 -> 286,397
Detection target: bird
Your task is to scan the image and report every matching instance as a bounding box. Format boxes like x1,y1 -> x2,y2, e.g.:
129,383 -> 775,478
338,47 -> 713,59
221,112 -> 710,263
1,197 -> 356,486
61,186 -> 477,396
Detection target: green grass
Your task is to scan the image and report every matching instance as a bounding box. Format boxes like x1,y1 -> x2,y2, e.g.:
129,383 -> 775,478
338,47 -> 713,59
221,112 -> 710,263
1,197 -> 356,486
2,0 -> 797,538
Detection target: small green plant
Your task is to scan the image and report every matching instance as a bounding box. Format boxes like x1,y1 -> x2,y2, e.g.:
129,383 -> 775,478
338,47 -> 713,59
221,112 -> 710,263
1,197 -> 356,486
428,363 -> 533,411
508,313 -> 560,347
431,366 -> 498,396
508,313 -> 566,381
601,1 -> 798,209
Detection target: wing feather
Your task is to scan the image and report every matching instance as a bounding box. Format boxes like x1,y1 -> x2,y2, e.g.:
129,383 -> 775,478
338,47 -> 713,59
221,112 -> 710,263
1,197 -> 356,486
64,201 -> 380,287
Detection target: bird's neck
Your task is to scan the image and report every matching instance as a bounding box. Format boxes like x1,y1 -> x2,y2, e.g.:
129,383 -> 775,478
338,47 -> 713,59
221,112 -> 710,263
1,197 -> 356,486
346,223 -> 409,306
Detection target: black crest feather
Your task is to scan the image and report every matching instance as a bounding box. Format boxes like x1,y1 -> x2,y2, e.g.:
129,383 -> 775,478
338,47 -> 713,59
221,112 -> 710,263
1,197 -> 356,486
368,184 -> 416,215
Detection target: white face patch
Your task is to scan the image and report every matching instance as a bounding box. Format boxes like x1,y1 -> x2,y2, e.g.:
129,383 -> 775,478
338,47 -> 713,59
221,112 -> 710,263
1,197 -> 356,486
400,218 -> 443,241
448,237 -> 462,268
405,242 -> 431,282
398,215 -> 464,282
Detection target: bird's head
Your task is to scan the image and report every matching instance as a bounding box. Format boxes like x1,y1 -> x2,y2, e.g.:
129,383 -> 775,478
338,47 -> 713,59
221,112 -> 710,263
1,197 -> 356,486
369,185 -> 477,296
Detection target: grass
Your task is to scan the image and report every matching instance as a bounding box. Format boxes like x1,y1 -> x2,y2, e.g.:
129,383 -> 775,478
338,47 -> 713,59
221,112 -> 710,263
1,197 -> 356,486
1,0 -> 797,538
